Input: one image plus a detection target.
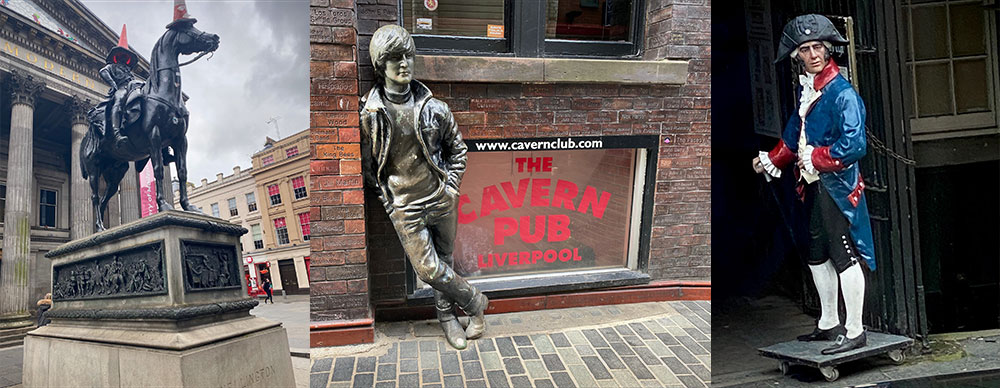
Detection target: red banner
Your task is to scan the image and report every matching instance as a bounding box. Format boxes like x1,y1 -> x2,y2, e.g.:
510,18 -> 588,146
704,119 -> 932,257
139,159 -> 158,217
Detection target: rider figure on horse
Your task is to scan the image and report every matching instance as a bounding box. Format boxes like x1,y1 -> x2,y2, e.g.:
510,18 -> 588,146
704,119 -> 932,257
99,25 -> 140,150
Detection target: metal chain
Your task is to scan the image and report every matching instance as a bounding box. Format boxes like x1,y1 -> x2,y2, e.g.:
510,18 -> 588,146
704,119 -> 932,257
866,127 -> 916,165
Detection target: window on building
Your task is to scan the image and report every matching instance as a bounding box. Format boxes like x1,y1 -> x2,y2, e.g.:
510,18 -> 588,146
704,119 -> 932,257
228,198 -> 238,217
211,203 -> 220,218
299,212 -> 310,241
401,0 -> 643,57
39,189 -> 56,227
262,155 -> 275,167
251,224 -> 264,249
246,192 -> 258,212
286,146 -> 299,158
292,176 -> 307,200
268,184 -> 282,206
0,184 -> 6,223
274,217 -> 290,245
905,0 -> 998,139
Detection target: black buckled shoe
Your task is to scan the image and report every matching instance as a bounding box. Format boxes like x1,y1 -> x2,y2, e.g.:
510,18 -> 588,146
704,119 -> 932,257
821,331 -> 867,355
796,325 -> 846,342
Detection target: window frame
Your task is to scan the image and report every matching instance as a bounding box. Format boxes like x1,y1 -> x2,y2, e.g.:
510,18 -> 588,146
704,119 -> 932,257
246,192 -> 258,212
298,212 -> 311,241
268,184 -> 282,206
405,0 -> 646,58
251,224 -> 264,250
262,155 -> 275,167
286,146 -> 299,158
228,198 -> 238,217
292,176 -> 308,200
274,217 -> 290,245
39,188 -> 57,228
210,203 -> 220,218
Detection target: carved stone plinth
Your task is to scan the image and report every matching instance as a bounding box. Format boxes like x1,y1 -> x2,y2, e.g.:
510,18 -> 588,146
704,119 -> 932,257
22,211 -> 295,387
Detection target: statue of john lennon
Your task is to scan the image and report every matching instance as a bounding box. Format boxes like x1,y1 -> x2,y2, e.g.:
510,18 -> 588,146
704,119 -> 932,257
360,25 -> 488,350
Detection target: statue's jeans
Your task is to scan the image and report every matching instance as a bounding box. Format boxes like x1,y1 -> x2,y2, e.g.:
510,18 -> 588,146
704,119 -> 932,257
387,189 -> 486,319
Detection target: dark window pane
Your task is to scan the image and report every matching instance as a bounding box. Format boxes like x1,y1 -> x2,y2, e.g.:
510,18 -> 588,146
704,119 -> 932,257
954,59 -> 988,113
403,0 -> 506,38
950,3 -> 985,57
546,0 -> 632,41
915,63 -> 952,117
911,5 -> 948,60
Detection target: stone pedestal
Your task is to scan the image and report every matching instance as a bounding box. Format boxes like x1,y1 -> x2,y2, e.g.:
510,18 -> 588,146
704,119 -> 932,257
23,210 -> 295,387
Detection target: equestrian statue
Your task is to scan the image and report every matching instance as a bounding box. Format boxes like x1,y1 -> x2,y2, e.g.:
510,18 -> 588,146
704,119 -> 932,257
82,0 -> 219,232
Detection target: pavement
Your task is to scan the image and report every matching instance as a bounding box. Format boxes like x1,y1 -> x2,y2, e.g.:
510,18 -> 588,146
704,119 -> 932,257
0,294 -> 310,388
714,294 -> 1000,387
310,301 -> 712,388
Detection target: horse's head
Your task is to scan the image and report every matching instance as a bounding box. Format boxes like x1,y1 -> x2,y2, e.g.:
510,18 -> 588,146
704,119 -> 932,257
168,20 -> 219,55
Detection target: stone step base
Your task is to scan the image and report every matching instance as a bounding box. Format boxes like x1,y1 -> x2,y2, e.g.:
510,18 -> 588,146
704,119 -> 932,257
0,326 -> 34,349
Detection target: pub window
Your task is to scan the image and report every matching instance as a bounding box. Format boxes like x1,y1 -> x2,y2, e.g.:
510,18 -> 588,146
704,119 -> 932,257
228,197 -> 238,217
401,0 -> 644,57
246,192 -> 258,212
268,184 -> 282,206
299,212 -> 311,241
274,217 -> 290,245
39,189 -> 56,227
904,0 -> 998,139
292,176 -> 307,200
251,224 -> 264,249
211,203 -> 220,218
409,135 -> 657,297
286,146 -> 299,158
262,155 -> 275,167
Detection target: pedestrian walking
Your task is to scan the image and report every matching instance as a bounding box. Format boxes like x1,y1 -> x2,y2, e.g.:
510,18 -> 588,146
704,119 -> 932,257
262,278 -> 273,304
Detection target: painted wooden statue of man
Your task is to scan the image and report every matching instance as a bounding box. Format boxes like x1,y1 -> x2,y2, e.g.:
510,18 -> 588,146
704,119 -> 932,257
360,25 -> 488,350
752,14 -> 876,355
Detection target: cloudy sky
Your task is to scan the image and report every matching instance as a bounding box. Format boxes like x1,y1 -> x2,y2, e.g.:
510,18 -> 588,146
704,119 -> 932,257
80,0 -> 309,184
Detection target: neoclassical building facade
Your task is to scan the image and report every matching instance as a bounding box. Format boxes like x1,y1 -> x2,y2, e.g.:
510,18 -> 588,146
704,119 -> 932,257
0,1 -> 147,329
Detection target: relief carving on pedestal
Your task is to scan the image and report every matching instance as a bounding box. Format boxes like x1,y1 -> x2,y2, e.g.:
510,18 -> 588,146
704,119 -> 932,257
181,240 -> 241,291
52,241 -> 166,301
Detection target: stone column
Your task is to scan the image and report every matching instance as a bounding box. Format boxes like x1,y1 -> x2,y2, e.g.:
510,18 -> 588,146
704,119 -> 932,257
108,193 -> 121,228
0,71 -> 44,328
119,166 -> 140,224
68,96 -> 93,240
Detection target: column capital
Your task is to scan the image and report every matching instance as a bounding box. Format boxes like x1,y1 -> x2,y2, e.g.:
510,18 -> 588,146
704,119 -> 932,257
65,95 -> 94,126
8,70 -> 45,107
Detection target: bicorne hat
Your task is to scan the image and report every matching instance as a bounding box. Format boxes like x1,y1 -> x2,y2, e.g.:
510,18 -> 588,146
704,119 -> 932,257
774,14 -> 848,64
166,0 -> 198,29
106,24 -> 138,68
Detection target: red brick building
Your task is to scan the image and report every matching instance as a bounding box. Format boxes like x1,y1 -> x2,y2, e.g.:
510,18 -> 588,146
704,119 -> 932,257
309,0 -> 710,346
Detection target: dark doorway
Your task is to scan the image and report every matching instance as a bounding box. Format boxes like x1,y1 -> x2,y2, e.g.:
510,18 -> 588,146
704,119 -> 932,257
917,161 -> 1000,333
278,259 -> 300,294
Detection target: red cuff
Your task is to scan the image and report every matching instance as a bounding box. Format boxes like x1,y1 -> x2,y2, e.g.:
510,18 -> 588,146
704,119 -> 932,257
848,174 -> 865,207
768,140 -> 795,169
811,146 -> 845,172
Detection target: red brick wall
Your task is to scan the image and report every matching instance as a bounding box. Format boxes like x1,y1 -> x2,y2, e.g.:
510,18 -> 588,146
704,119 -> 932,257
309,0 -> 373,322
313,0 -> 712,315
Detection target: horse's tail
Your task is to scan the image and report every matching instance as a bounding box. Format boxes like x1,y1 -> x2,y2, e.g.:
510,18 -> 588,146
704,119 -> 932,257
80,127 -> 98,180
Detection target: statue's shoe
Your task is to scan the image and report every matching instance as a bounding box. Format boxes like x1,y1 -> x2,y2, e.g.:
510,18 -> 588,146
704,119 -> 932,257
442,319 -> 467,350
796,325 -> 846,342
465,296 -> 489,340
821,331 -> 867,355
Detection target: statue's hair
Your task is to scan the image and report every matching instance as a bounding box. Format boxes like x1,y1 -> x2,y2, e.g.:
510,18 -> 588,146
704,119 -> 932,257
370,25 -> 415,81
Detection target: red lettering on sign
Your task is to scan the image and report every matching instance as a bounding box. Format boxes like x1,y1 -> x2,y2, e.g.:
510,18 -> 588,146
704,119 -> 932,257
518,251 -> 531,265
494,217 -> 518,245
500,179 -> 530,208
552,180 -> 579,211
481,185 -> 509,217
574,248 -> 582,261
559,249 -> 572,262
478,254 -> 490,268
458,194 -> 477,223
530,179 -> 551,207
515,158 -> 527,172
518,215 -> 545,243
547,214 -> 571,242
578,186 -> 611,219
543,250 -> 557,263
531,250 -> 543,264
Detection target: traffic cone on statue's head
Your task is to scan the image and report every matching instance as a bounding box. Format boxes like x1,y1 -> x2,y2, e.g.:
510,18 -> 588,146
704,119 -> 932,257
106,24 -> 138,69
167,0 -> 198,29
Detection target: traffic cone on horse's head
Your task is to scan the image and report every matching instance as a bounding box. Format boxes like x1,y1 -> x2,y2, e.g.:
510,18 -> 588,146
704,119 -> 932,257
167,0 -> 198,28
106,24 -> 138,69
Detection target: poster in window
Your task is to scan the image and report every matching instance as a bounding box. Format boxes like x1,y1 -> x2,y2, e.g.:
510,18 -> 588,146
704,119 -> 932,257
452,149 -> 636,279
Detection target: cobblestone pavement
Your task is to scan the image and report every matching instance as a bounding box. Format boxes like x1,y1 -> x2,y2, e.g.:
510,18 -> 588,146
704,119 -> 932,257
311,301 -> 711,388
0,345 -> 22,388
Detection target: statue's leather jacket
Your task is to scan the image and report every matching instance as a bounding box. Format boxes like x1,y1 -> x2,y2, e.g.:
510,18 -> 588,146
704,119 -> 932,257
99,64 -> 134,94
360,80 -> 467,212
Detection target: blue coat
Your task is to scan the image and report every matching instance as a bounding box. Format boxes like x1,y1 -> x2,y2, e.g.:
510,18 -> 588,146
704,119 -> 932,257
777,72 -> 877,270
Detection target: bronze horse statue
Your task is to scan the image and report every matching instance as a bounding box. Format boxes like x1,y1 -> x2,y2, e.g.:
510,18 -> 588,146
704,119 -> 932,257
82,20 -> 219,232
